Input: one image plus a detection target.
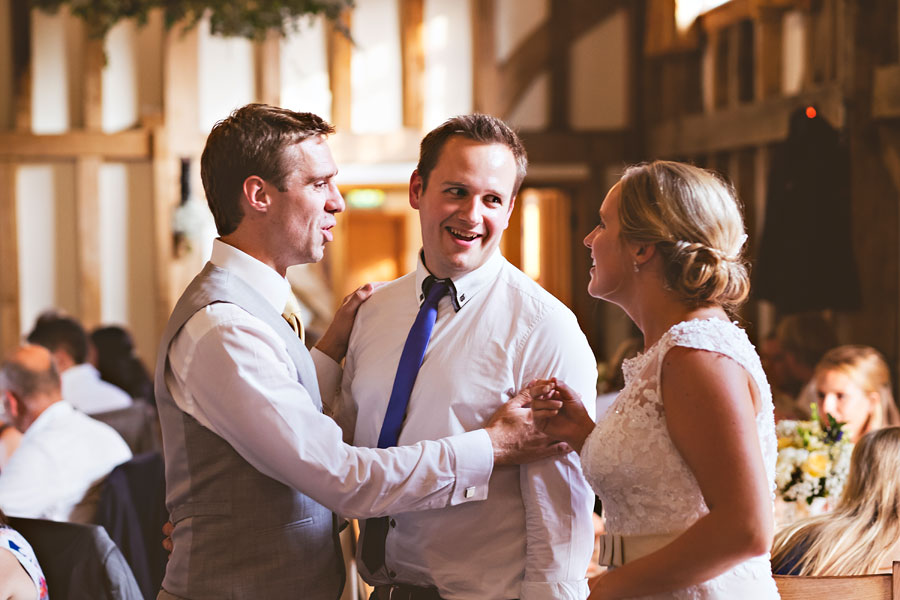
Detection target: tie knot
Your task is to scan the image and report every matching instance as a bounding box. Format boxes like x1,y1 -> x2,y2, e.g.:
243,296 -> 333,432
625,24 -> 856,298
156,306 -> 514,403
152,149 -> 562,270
422,277 -> 451,307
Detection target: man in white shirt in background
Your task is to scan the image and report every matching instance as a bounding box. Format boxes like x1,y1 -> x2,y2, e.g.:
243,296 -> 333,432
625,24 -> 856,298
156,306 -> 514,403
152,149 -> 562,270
26,312 -> 132,414
156,103 -> 566,599
0,344 -> 132,523
333,114 -> 598,600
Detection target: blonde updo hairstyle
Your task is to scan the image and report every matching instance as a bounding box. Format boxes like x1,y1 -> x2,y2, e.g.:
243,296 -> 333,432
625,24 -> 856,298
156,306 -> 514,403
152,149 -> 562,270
617,161 -> 750,310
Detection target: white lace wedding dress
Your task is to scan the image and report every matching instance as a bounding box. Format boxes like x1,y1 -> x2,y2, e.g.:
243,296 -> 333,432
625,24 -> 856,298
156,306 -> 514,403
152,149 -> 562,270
580,318 -> 780,599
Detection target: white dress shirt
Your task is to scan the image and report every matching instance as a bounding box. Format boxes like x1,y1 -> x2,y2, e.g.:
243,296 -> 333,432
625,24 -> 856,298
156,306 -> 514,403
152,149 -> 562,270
163,239 -> 493,519
0,401 -> 132,522
62,363 -> 133,414
336,251 -> 598,600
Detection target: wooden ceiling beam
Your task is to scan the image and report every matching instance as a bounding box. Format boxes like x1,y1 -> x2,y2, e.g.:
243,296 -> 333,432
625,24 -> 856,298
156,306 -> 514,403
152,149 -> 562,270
647,84 -> 844,157
0,130 -> 151,160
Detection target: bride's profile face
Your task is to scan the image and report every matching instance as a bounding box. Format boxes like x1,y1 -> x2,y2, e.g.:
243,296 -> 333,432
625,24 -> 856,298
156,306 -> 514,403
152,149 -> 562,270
584,184 -> 631,300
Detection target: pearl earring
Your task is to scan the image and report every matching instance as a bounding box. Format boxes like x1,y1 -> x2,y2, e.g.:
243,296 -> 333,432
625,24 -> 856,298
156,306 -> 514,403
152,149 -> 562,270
633,261 -> 640,273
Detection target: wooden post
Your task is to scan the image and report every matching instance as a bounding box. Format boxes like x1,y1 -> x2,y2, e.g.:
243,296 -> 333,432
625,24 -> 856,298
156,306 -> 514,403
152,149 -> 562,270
255,31 -> 281,107
0,162 -> 20,354
164,22 -> 200,154
150,127 -> 176,335
755,9 -> 784,100
471,0 -> 497,115
399,0 -> 425,129
327,9 -> 353,132
11,1 -> 31,131
83,38 -> 104,130
548,0 -> 572,129
75,156 -> 101,327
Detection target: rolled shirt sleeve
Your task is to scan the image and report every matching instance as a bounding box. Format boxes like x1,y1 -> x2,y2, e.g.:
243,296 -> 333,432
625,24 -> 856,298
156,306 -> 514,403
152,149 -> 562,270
517,306 -> 598,600
168,310 -> 492,520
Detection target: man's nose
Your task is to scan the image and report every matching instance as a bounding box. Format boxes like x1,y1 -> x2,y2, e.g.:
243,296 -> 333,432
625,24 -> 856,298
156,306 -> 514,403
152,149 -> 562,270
457,197 -> 481,223
584,229 -> 595,248
326,183 -> 345,214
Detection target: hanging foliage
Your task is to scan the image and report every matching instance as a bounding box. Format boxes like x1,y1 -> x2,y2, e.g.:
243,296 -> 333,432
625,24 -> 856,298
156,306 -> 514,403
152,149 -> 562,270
29,0 -> 354,40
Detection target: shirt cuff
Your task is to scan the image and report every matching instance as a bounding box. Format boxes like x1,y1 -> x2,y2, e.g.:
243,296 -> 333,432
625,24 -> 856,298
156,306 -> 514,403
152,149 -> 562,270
311,347 -> 342,405
444,429 -> 493,505
520,579 -> 589,600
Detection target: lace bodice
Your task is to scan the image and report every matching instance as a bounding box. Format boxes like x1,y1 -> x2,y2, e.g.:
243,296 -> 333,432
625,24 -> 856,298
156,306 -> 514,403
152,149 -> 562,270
580,318 -> 779,599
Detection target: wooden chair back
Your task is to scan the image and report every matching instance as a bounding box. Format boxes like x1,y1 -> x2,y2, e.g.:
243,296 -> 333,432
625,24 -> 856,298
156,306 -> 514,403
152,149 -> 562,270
774,561 -> 900,599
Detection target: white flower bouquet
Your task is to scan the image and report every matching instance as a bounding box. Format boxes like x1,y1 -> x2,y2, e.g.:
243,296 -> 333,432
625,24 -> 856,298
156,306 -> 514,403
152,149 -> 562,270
775,405 -> 853,507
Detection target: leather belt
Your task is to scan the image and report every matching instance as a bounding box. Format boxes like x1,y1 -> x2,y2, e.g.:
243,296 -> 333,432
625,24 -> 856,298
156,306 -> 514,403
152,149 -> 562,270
598,532 -> 680,567
373,584 -> 443,600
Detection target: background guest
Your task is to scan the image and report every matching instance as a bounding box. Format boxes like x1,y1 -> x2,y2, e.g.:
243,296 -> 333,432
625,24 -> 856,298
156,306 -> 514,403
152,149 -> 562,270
26,312 -> 132,415
812,345 -> 900,442
0,506 -> 47,600
90,326 -> 155,405
764,313 -> 838,420
0,345 -> 132,523
771,426 -> 900,575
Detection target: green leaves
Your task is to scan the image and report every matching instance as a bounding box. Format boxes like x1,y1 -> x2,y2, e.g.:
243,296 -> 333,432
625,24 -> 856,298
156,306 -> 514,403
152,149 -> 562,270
29,0 -> 354,40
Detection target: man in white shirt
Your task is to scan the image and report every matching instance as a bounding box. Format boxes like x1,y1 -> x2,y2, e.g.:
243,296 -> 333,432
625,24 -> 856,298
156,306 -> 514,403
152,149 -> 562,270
26,313 -> 132,414
0,344 -> 132,523
334,115 -> 598,599
157,104 -> 564,600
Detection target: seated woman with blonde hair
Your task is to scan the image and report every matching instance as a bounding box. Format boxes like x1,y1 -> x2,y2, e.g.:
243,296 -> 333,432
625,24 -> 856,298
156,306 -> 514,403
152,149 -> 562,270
771,426 -> 900,575
813,345 -> 900,442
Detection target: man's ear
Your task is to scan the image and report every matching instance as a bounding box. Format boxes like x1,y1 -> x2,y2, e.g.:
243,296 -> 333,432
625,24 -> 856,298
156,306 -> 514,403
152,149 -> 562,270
3,391 -> 20,419
242,175 -> 270,213
501,195 -> 517,231
409,171 -> 424,210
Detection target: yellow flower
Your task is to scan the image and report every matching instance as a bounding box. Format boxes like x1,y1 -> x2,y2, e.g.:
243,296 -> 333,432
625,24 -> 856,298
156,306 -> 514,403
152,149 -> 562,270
802,451 -> 830,478
778,436 -> 795,450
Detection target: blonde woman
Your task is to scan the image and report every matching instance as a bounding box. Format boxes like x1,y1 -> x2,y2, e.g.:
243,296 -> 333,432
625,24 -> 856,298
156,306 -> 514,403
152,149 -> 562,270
771,426 -> 900,575
813,345 -> 900,442
531,161 -> 779,598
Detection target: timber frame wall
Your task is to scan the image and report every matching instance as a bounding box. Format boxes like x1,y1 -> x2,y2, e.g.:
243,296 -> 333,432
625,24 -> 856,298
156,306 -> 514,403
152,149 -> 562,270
639,0 -> 900,373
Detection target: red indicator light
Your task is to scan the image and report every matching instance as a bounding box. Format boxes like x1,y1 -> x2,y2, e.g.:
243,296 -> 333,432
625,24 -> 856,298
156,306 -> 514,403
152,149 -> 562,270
805,106 -> 817,119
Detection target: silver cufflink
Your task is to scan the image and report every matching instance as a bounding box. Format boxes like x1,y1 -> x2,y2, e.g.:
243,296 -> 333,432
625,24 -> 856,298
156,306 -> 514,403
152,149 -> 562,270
464,486 -> 475,498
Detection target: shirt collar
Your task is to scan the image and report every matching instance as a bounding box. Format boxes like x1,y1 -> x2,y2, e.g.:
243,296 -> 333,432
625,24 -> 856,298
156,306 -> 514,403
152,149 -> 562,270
23,401 -> 72,440
210,239 -> 291,314
414,249 -> 504,311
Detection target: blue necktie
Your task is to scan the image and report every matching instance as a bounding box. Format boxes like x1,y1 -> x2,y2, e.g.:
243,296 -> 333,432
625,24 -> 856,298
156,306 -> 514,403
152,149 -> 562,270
361,276 -> 450,572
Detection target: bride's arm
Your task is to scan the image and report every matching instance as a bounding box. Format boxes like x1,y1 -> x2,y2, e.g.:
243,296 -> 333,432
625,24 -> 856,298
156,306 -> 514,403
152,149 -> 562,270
590,346 -> 773,600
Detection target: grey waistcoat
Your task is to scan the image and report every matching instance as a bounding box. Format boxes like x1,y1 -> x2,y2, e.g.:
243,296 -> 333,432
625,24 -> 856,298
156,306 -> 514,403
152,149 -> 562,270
154,262 -> 343,600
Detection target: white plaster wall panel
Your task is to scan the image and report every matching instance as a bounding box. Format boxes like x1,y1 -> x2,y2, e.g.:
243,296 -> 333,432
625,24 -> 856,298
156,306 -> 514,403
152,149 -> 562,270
423,0 -> 472,129
506,71 -> 548,130
351,0 -> 403,133
782,10 -> 806,96
98,163 -> 128,324
569,8 -> 628,130
31,8 -> 69,133
281,17 -> 332,120
198,19 -> 255,132
102,20 -> 139,132
495,0 -> 548,63
16,164 -> 78,332
0,0 -> 12,129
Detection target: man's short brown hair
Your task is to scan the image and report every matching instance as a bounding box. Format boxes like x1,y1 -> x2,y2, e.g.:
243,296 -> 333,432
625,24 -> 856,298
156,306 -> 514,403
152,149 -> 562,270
416,114 -> 528,198
200,104 -> 336,235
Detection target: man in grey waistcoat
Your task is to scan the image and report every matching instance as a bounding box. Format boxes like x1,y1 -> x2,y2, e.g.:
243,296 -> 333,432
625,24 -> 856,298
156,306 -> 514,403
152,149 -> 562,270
155,103 -> 561,600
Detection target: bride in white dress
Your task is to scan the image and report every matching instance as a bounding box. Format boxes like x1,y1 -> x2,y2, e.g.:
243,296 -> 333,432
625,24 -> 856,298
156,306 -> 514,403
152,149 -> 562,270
532,161 -> 780,599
